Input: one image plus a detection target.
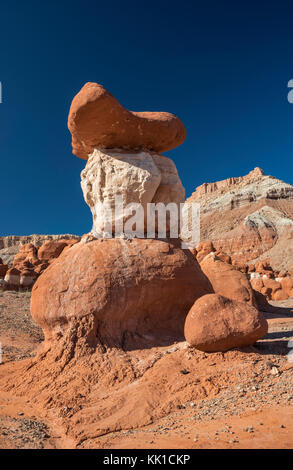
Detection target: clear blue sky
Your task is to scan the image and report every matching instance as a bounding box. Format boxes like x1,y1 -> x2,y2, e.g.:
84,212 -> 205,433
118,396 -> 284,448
1,0 -> 292,236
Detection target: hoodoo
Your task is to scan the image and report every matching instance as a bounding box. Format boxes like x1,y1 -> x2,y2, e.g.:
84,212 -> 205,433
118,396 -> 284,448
31,83 -> 212,349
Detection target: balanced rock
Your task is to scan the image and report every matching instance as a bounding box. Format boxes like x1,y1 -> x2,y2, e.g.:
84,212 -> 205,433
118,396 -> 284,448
200,253 -> 256,306
68,82 -> 186,159
81,149 -> 185,236
31,238 -> 212,348
184,293 -> 268,352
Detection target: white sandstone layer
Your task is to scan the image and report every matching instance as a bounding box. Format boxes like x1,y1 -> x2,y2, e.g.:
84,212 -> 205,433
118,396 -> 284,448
81,149 -> 185,237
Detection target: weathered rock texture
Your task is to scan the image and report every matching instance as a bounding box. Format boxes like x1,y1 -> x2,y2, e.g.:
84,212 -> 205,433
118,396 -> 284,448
187,167 -> 293,275
199,253 -> 256,306
68,82 -> 186,159
81,149 -> 185,237
184,293 -> 268,352
1,238 -> 79,289
0,234 -> 80,266
31,238 -> 213,349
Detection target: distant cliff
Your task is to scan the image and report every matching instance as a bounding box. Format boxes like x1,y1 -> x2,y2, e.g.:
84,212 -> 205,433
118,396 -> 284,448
186,168 -> 293,273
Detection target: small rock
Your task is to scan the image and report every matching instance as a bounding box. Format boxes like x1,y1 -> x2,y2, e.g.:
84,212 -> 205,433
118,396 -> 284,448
270,366 -> 279,376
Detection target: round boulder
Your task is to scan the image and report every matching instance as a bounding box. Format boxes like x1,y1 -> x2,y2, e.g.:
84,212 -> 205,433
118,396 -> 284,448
31,238 -> 212,348
184,293 -> 268,352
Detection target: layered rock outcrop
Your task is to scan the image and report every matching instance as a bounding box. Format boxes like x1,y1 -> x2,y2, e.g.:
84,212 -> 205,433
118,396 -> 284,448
187,167 -> 293,303
187,167 -> 293,273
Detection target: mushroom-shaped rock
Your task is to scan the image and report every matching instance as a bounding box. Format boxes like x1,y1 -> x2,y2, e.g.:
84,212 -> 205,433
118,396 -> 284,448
31,238 -> 212,349
184,293 -> 268,352
68,82 -> 186,159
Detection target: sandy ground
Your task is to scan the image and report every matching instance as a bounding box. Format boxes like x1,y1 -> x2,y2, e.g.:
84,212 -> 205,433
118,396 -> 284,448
0,290 -> 292,449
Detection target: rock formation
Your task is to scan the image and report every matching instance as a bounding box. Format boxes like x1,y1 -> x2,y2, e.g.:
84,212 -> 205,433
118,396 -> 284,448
81,149 -> 185,237
187,167 -> 293,273
1,238 -> 78,290
68,82 -> 186,159
26,82 -> 270,355
199,252 -> 256,306
187,167 -> 293,303
184,293 -> 268,352
0,234 -> 80,266
28,82 -> 212,349
1,84 -> 274,446
31,238 -> 212,348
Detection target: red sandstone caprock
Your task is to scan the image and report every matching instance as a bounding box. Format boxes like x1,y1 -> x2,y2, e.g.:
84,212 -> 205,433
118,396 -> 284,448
68,82 -> 186,159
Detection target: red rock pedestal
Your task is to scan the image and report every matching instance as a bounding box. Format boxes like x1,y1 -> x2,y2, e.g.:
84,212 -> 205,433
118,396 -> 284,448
31,238 -> 212,350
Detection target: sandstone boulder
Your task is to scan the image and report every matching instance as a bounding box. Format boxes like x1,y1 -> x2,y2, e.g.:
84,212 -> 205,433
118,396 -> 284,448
38,239 -> 78,261
13,243 -> 39,268
281,278 -> 293,297
250,276 -> 264,292
200,253 -> 256,306
31,238 -> 212,348
184,293 -> 268,352
271,289 -> 288,301
195,241 -> 215,263
214,251 -> 231,264
68,82 -> 186,159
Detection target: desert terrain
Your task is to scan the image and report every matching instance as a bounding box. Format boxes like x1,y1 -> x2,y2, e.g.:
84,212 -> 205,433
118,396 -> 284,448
0,289 -> 292,449
1,83 -> 293,451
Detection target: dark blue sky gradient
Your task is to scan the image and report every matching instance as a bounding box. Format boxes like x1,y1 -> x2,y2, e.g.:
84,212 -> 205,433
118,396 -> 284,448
1,0 -> 292,236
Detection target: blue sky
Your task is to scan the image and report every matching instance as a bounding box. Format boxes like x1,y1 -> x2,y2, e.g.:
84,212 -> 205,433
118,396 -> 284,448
1,0 -> 293,236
